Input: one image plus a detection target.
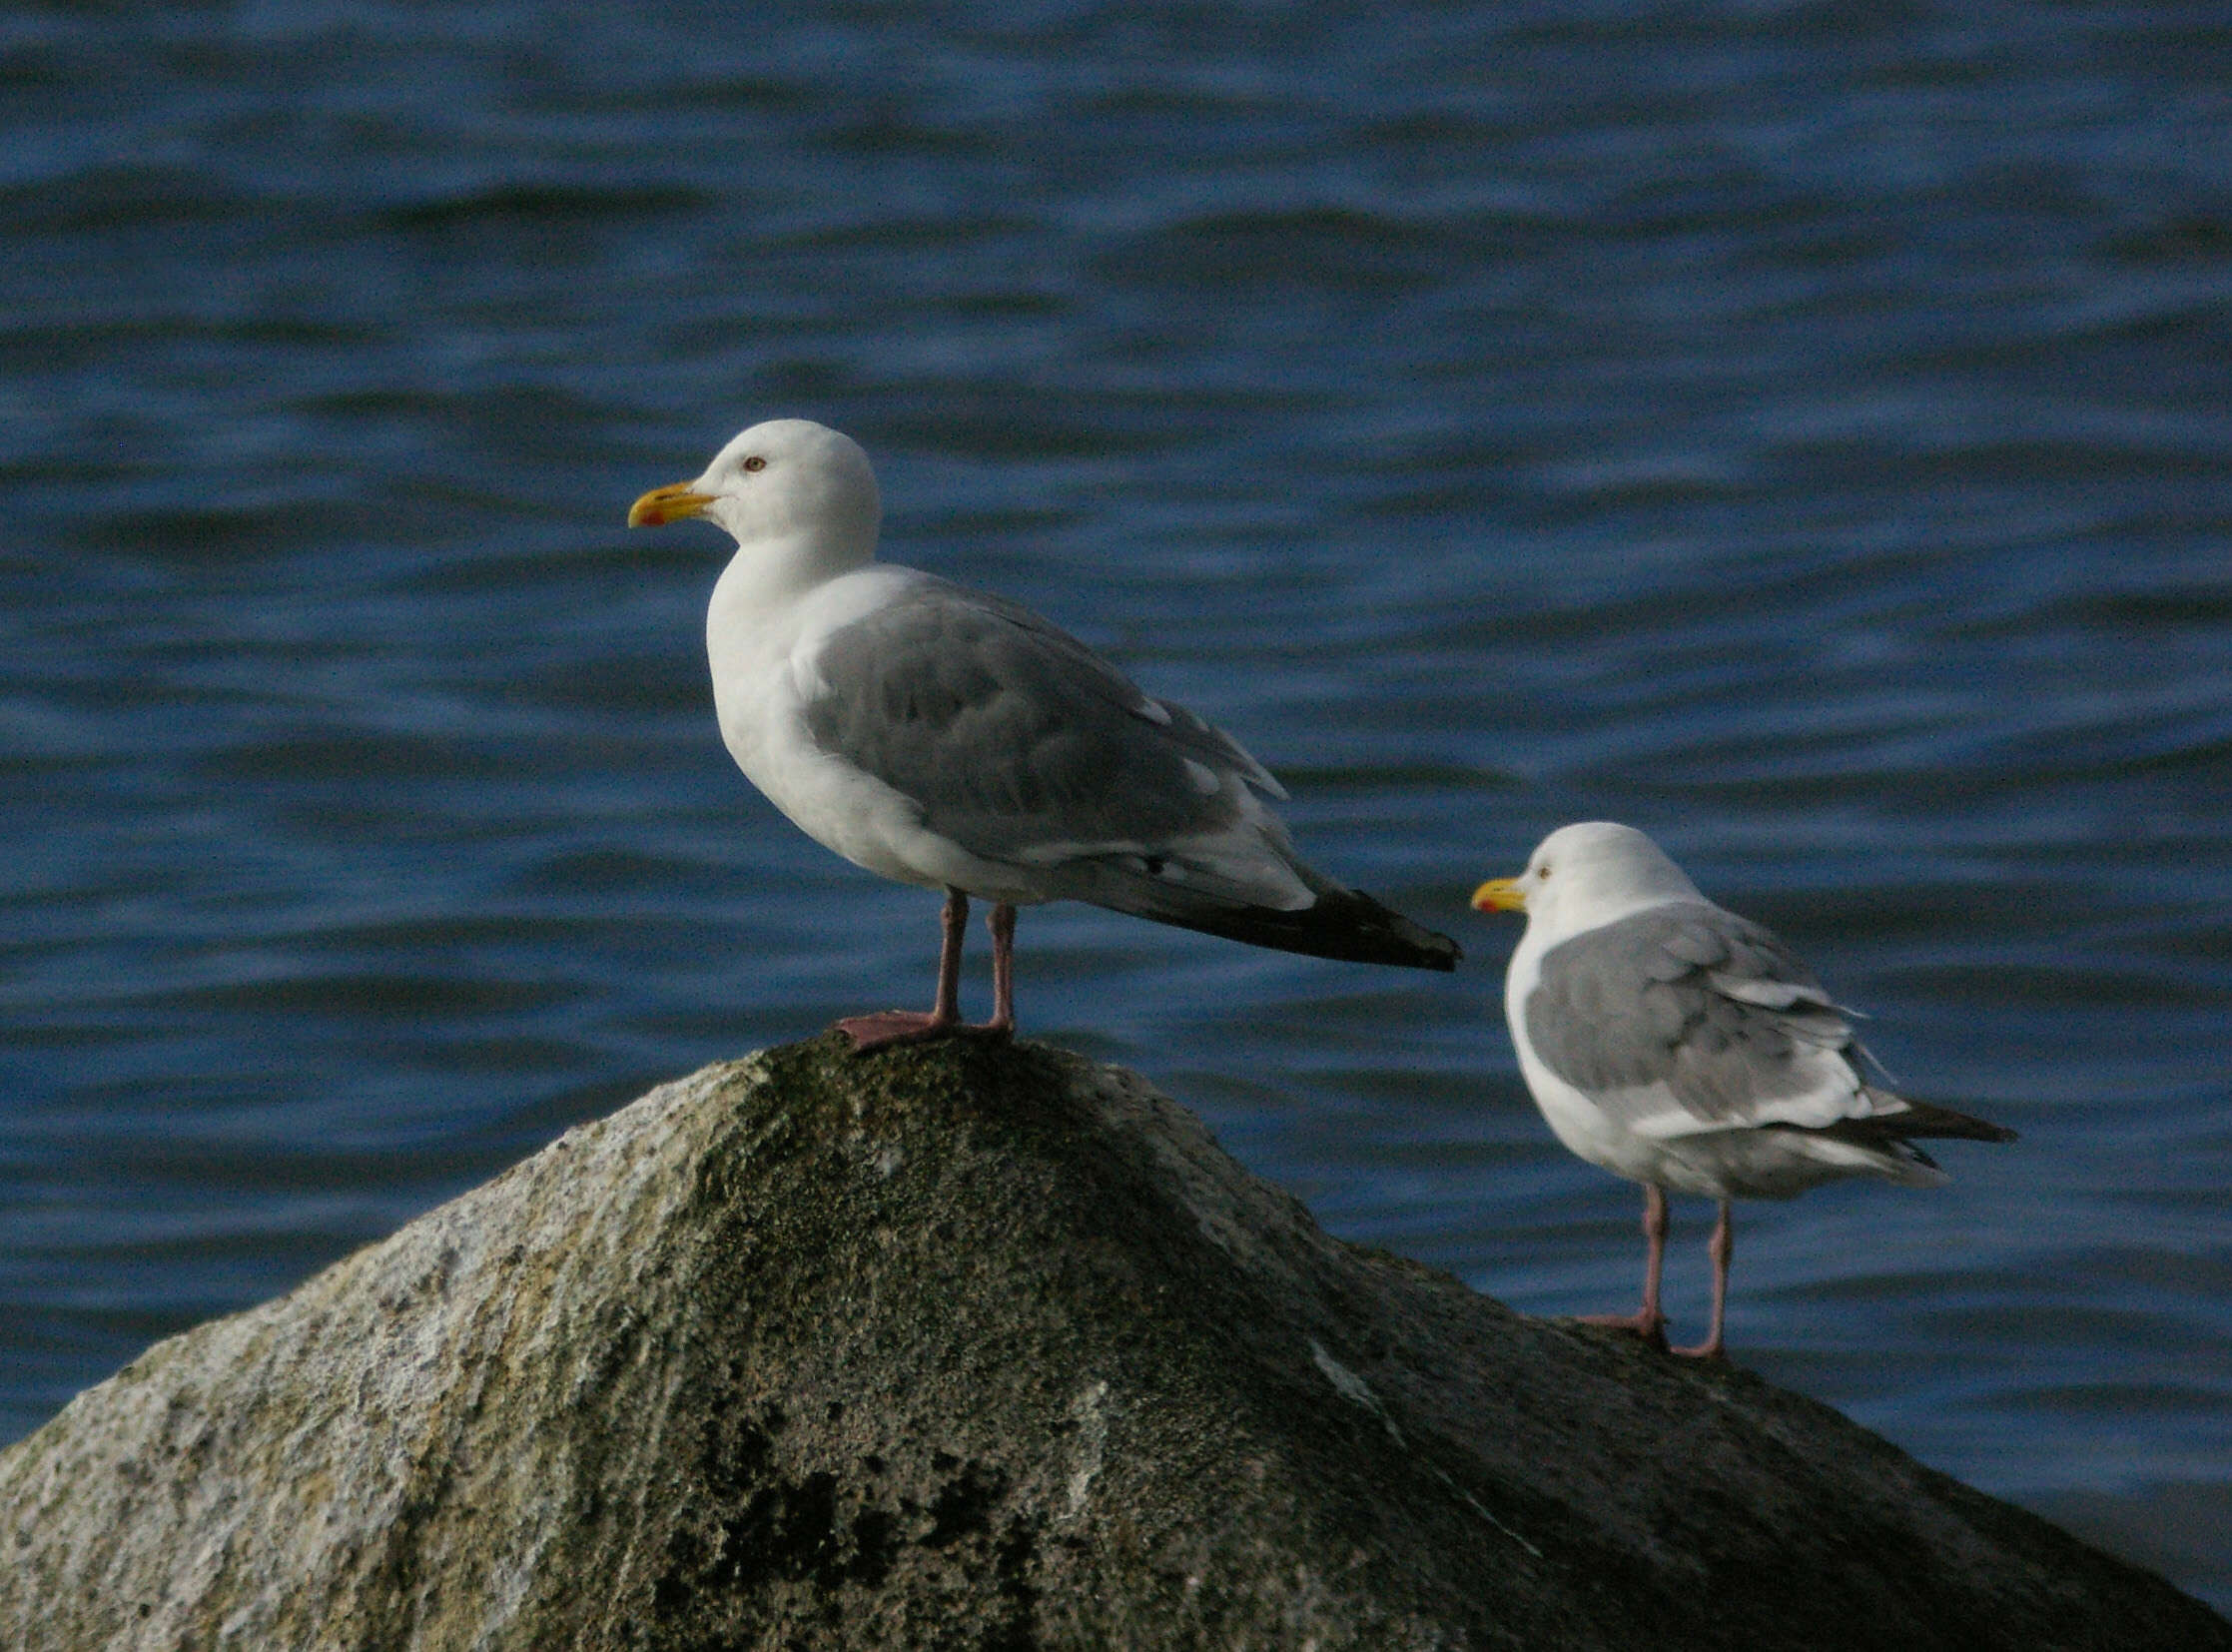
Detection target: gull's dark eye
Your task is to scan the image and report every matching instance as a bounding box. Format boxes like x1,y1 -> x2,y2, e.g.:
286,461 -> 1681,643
743,455 -> 767,472
1537,864 -> 1551,879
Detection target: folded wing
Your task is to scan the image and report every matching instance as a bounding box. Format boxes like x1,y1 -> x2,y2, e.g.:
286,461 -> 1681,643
798,576 -> 1459,969
1525,903 -> 1879,1138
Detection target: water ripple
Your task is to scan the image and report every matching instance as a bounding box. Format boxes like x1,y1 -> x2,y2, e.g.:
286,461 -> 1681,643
1,0 -> 2228,1613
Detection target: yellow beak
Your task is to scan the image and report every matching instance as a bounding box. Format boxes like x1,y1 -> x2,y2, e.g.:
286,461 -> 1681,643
1470,876 -> 1527,914
628,482 -> 717,528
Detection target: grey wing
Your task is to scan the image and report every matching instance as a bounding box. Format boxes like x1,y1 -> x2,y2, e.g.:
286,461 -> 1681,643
1524,903 -> 1870,1137
799,577 -> 1309,905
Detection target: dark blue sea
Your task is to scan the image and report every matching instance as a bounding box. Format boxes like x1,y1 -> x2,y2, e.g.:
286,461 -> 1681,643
5,0 -> 2229,1611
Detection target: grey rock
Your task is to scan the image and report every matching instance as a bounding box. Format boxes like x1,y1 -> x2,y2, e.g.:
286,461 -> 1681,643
1,1036 -> 2222,1651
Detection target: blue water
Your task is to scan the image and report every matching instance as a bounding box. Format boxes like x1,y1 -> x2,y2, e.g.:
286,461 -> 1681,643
5,0 -> 2229,1611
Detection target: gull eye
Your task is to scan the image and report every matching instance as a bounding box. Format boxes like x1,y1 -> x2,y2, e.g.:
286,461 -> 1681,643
1536,864 -> 1551,879
743,455 -> 767,472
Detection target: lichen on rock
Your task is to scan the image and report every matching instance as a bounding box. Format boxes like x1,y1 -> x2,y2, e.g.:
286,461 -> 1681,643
1,1035 -> 2223,1651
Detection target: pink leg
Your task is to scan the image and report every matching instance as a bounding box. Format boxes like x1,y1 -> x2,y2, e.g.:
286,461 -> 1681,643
1674,1200 -> 1734,1359
1579,1184 -> 1670,1348
836,889 -> 968,1050
985,902 -> 1017,1034
836,890 -> 1019,1052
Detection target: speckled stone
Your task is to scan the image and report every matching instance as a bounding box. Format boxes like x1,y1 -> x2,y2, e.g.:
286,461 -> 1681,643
1,1035 -> 2222,1651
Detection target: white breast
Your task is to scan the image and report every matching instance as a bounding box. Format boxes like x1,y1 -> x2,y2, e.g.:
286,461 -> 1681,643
704,560 -> 1047,902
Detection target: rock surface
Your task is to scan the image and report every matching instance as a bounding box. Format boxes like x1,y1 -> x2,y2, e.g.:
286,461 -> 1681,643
1,1035 -> 2223,1651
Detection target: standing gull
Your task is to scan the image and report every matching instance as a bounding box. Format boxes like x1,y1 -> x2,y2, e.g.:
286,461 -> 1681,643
1471,821 -> 2013,1357
630,418 -> 1458,1050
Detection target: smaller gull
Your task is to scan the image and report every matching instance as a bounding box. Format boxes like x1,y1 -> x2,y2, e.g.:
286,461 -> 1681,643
630,418 -> 1458,1050
1472,821 -> 2013,1358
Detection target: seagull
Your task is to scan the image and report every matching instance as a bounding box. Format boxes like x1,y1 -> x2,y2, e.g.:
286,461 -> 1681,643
1471,821 -> 2013,1358
629,418 -> 1459,1050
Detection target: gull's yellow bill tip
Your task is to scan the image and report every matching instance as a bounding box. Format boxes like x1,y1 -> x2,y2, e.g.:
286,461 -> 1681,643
628,483 -> 716,528
1470,877 -> 1527,914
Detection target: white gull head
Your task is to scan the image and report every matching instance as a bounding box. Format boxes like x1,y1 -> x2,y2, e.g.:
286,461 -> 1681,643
1482,821 -> 1707,945
630,417 -> 883,580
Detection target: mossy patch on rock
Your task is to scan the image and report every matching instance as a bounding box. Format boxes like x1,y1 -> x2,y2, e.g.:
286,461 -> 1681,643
1,1036 -> 2223,1651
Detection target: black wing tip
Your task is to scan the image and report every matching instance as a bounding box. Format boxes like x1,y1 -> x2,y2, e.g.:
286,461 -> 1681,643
1363,933 -> 1464,971
1295,883 -> 1464,970
1200,886 -> 1463,971
1912,1109 -> 2020,1146
1866,1092 -> 2020,1145
1904,1116 -> 2020,1146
